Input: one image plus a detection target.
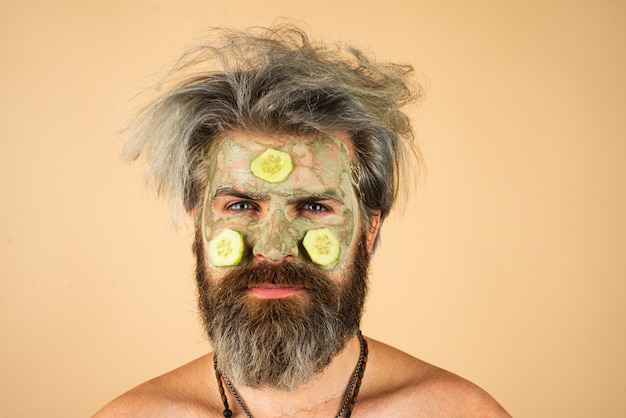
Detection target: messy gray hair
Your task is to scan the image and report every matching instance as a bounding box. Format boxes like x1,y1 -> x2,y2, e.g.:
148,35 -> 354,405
123,24 -> 423,226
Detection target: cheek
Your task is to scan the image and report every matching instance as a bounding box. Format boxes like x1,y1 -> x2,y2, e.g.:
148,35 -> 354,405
202,211 -> 255,266
326,223 -> 357,273
203,214 -> 252,239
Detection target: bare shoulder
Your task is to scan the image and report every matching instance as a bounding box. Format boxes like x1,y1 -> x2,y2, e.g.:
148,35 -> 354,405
360,338 -> 511,417
92,355 -> 220,418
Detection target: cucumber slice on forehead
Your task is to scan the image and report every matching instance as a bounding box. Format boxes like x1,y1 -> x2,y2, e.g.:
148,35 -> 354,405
303,228 -> 340,266
208,228 -> 244,267
250,148 -> 294,183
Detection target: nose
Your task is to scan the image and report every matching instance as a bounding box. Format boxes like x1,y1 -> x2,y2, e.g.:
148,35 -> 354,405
252,209 -> 299,263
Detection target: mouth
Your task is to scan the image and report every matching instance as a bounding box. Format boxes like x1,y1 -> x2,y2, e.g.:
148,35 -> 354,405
247,284 -> 304,299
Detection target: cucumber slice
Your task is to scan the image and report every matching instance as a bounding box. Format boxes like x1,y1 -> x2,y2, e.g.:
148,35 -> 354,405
250,148 -> 294,183
302,228 -> 340,266
208,228 -> 244,267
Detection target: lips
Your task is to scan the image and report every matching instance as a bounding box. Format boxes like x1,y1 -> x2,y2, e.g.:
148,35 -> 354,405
248,284 -> 304,299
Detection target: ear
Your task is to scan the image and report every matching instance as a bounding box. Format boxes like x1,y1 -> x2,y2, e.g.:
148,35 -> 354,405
366,211 -> 382,253
190,207 -> 202,228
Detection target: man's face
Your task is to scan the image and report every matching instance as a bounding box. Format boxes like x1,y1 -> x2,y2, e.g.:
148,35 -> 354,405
201,131 -> 361,278
195,131 -> 376,390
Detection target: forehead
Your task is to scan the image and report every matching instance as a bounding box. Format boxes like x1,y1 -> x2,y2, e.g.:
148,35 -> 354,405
206,131 -> 355,195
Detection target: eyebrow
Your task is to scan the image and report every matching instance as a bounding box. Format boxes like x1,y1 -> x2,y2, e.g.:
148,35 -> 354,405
213,187 -> 268,201
286,190 -> 344,205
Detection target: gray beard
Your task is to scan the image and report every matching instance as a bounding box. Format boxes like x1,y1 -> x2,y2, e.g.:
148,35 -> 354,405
194,230 -> 369,391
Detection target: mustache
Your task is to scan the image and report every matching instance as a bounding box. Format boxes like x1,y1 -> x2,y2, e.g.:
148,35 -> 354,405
217,262 -> 336,294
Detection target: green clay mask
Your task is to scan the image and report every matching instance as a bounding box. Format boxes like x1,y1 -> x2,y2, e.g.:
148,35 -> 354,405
201,132 -> 359,273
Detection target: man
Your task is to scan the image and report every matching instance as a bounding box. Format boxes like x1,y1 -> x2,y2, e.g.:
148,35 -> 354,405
95,25 -> 510,417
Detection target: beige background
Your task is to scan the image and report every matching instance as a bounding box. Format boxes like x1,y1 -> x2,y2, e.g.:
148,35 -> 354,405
1,1 -> 625,417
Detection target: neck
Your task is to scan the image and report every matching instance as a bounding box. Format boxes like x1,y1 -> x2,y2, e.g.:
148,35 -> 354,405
218,332 -> 363,417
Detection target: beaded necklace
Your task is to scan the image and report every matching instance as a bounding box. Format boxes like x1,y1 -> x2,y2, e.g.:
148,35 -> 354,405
213,330 -> 368,418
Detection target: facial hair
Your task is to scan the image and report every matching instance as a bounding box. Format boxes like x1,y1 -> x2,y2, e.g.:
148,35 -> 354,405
194,229 -> 370,391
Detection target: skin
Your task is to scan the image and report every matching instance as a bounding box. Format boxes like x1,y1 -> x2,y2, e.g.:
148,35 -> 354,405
93,131 -> 511,418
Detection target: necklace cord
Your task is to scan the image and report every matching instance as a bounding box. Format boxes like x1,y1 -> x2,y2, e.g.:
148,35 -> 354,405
213,330 -> 368,418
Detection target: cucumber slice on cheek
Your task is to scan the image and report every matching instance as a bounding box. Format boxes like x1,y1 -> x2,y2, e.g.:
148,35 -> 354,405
303,228 -> 341,266
208,228 -> 244,267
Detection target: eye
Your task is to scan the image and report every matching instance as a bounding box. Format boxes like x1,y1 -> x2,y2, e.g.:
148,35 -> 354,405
226,201 -> 257,212
297,202 -> 333,218
303,202 -> 328,212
